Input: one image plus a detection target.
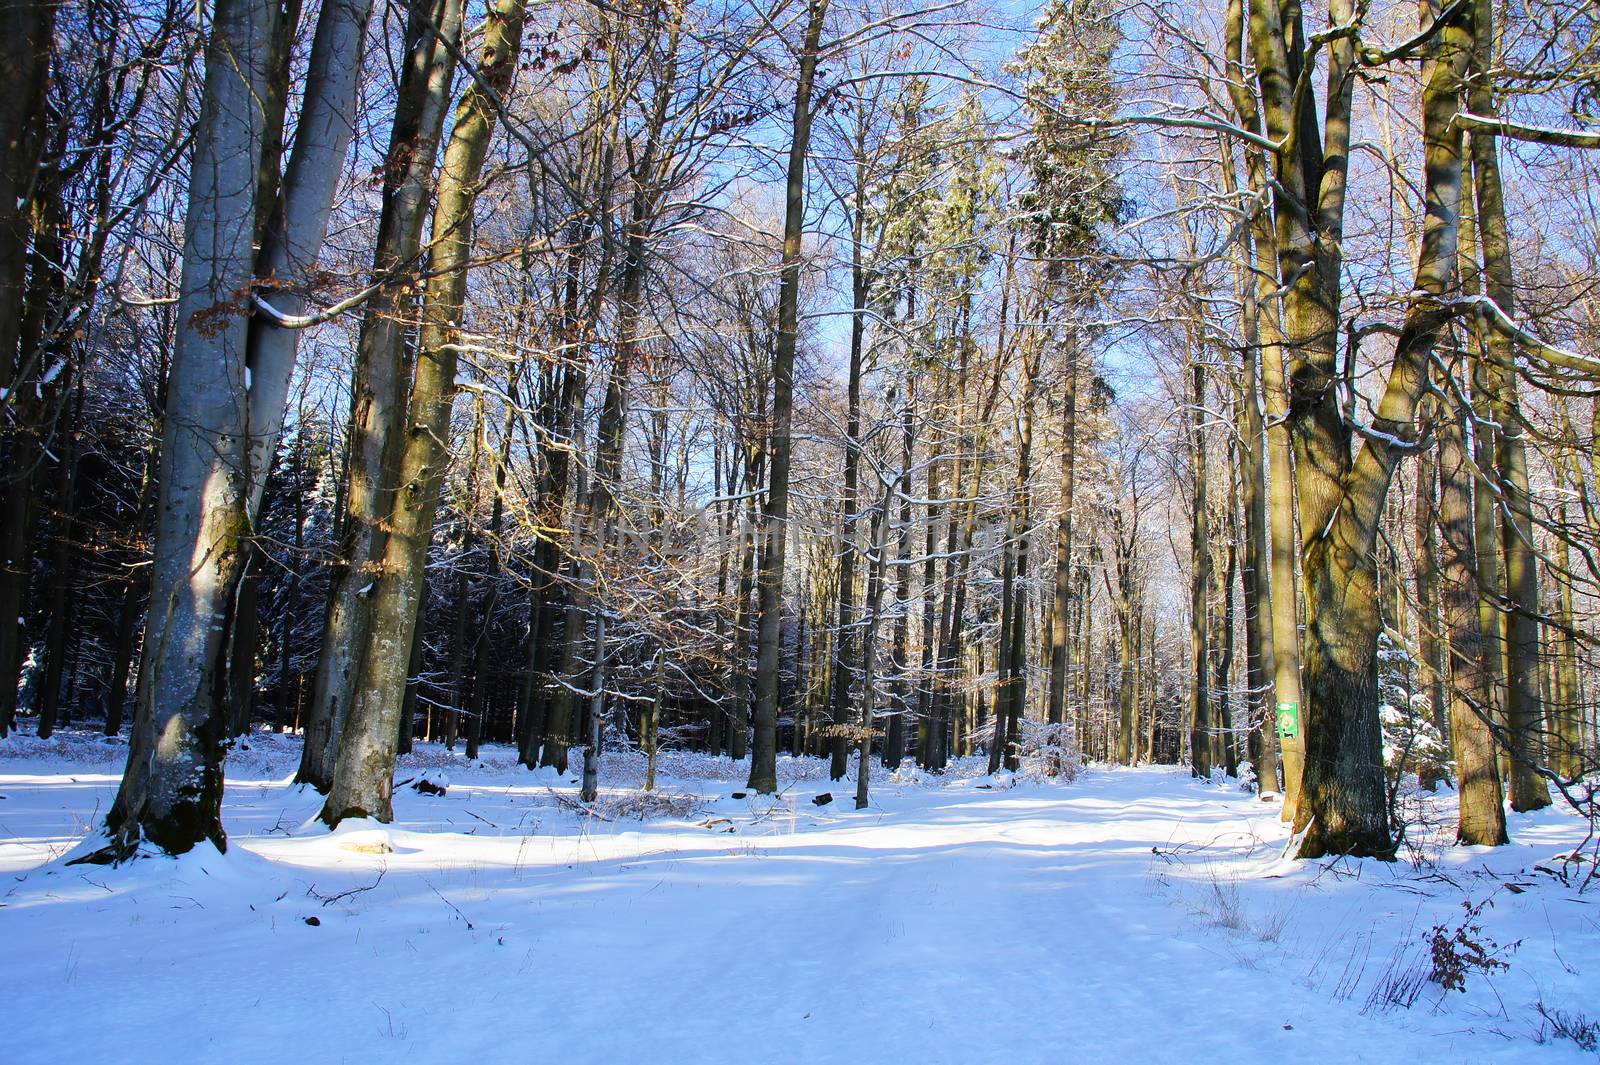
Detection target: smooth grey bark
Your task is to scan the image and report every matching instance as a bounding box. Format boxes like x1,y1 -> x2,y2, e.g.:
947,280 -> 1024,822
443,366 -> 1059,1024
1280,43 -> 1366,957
245,0 -> 374,492
92,0 -> 277,860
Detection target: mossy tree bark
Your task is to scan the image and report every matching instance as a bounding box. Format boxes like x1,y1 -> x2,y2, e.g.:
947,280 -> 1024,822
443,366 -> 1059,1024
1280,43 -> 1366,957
1291,0 -> 1473,859
1465,0 -> 1549,810
322,0 -> 529,825
298,0 -> 464,790
1437,378 -> 1508,846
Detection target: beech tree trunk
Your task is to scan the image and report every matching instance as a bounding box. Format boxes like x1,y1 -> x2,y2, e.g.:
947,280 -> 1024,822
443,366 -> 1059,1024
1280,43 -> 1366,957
1187,357 -> 1213,778
748,0 -> 828,794
94,0 -> 278,859
1046,352 -> 1078,727
1465,0 -> 1549,810
1291,1 -> 1472,858
323,0 -> 529,824
1436,378 -> 1507,846
299,0 -> 464,789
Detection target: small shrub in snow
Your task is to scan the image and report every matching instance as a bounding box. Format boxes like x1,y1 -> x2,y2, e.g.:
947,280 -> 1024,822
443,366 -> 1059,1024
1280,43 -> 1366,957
1253,903 -> 1290,944
1014,720 -> 1080,782
1426,897 -> 1518,993
1534,1002 -> 1600,1052
888,763 -> 930,786
1377,635 -> 1451,792
607,789 -> 705,821
1236,760 -> 1257,794
1200,872 -> 1246,930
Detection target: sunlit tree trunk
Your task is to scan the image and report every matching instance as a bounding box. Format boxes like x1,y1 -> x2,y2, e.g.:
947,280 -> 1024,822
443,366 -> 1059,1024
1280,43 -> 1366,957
1187,356 -> 1213,778
298,0 -> 463,789
95,0 -> 277,858
1465,0 -> 1549,810
827,148 -> 870,781
1290,0 -> 1472,858
1047,350 -> 1079,728
323,0 -> 529,824
1437,373 -> 1507,846
748,0 -> 828,793
885,379 -> 917,769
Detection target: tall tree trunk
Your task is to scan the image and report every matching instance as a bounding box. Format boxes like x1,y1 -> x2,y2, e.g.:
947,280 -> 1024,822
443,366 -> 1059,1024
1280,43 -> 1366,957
1235,342 -> 1278,791
1461,191 -> 1508,784
1188,357 -> 1213,777
1047,351 -> 1078,727
827,153 -> 869,781
1465,0 -> 1548,810
1551,507 -> 1582,780
1215,495 -> 1239,776
244,0 -> 373,495
397,607 -> 423,755
1414,423 -> 1450,743
1437,380 -> 1508,845
855,478 -> 893,808
36,385 -> 82,739
1076,564 -> 1092,757
0,0 -> 54,399
322,0 -> 529,824
466,400 -> 515,761
0,0 -> 56,736
1259,237 -> 1304,817
299,0 -> 464,790
731,477 -> 759,760
1291,1 -> 1472,858
1000,350 -> 1036,773
225,548 -> 261,736
94,0 -> 278,859
0,157 -> 70,738
885,379 -> 916,769
915,419 -> 942,769
748,0 -> 828,793
1115,552 -> 1137,765
276,431 -> 307,729
518,232 -> 590,767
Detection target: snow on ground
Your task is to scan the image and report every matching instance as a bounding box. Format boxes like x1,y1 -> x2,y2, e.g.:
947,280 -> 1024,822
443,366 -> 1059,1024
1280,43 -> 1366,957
1,729 -> 1596,1064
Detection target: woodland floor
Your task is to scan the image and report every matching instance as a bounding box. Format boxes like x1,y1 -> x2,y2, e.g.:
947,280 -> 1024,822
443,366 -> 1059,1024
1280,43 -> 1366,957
1,730 -> 1597,1064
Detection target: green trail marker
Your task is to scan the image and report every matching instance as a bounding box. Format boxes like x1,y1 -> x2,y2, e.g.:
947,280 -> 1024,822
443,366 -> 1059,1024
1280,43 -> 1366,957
1275,701 -> 1300,739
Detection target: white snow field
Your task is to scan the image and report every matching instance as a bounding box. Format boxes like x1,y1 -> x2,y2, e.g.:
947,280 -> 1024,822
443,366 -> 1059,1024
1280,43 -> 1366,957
1,731 -> 1596,1065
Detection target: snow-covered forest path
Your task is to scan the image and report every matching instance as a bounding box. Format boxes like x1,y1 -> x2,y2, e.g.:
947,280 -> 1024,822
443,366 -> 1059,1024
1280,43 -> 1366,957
1,734 -> 1595,1064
